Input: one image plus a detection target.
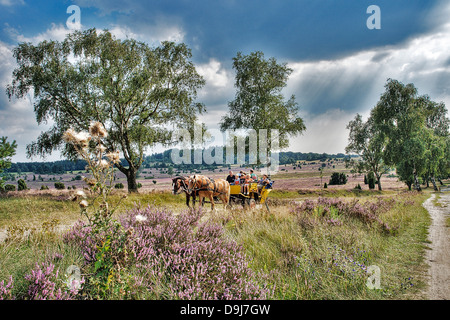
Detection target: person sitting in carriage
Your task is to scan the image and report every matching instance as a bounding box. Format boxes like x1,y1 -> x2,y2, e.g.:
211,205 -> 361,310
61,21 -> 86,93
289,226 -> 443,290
249,169 -> 258,182
226,171 -> 236,185
257,174 -> 270,195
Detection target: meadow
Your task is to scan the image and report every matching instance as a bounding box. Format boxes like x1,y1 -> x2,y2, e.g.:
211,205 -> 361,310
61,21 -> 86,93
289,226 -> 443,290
0,159 -> 439,300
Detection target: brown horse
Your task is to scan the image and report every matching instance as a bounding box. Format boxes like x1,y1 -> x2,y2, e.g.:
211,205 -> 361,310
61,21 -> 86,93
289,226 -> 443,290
172,176 -> 197,207
187,175 -> 230,210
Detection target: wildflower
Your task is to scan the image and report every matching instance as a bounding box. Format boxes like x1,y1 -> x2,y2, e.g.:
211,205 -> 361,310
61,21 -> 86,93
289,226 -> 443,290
83,177 -> 97,187
106,150 -> 120,164
62,128 -> 77,143
96,144 -> 107,153
73,131 -> 91,147
135,214 -> 147,223
95,159 -> 110,170
89,121 -> 108,138
79,200 -> 89,208
76,190 -> 86,198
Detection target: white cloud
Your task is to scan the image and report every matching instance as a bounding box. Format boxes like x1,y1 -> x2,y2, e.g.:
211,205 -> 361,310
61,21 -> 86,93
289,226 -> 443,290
108,23 -> 185,45
0,0 -> 24,6
11,23 -> 75,44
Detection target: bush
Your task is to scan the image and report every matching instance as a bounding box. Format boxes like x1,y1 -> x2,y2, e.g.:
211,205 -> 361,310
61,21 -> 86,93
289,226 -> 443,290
4,184 -> 16,192
114,183 -> 124,189
40,185 -> 49,190
324,182 -> 328,188
354,183 -> 362,190
329,172 -> 347,185
367,172 -> 376,190
63,207 -> 272,300
17,179 -> 27,191
54,182 -> 65,190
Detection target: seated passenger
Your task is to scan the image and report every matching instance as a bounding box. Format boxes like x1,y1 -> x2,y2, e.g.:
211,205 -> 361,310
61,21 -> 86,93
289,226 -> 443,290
226,171 -> 235,185
249,169 -> 258,182
257,174 -> 270,194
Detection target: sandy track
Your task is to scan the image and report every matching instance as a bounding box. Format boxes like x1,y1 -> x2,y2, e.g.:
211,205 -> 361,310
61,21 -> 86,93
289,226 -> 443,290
422,192 -> 450,300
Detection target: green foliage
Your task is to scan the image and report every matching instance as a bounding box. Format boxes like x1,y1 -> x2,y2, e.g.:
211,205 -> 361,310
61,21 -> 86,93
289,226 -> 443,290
0,137 -> 17,192
17,179 -> 27,191
220,51 -> 306,161
4,184 -> 16,192
346,114 -> 388,190
371,79 -> 449,191
329,172 -> 347,185
367,172 -> 376,190
114,183 -> 124,189
7,28 -> 205,193
40,185 -> 49,190
54,182 -> 65,190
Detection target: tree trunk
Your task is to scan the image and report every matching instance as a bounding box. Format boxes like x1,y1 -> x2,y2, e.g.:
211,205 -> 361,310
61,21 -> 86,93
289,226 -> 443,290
126,169 -> 139,193
413,172 -> 422,191
430,176 -> 439,192
376,173 -> 382,191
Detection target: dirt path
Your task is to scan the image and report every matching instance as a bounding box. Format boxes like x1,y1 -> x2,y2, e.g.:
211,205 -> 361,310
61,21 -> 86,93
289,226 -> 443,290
422,191 -> 450,300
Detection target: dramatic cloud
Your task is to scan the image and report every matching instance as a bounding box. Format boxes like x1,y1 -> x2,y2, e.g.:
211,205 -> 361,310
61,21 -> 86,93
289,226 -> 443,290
1,0 -> 449,161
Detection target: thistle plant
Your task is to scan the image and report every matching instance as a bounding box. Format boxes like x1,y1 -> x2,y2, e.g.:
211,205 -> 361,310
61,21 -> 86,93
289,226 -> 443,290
63,122 -> 128,298
63,122 -> 123,229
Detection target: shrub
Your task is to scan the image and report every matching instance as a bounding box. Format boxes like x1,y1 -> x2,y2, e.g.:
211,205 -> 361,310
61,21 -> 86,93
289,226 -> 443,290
40,185 -> 49,190
324,182 -> 328,189
23,262 -> 81,300
4,184 -> 16,192
54,182 -> 65,190
114,183 -> 124,189
354,183 -> 362,190
329,172 -> 347,185
17,179 -> 27,191
367,172 -> 376,190
64,206 -> 273,300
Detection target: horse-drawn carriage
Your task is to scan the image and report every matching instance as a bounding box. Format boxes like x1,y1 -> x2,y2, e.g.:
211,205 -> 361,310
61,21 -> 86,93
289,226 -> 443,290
172,175 -> 274,211
229,181 -> 274,212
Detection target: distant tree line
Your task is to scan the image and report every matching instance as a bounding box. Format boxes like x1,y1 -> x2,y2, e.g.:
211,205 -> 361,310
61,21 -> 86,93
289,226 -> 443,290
4,150 -> 352,175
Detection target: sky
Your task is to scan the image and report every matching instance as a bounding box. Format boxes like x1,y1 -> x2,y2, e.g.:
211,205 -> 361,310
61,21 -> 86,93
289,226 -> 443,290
1,0 -> 450,162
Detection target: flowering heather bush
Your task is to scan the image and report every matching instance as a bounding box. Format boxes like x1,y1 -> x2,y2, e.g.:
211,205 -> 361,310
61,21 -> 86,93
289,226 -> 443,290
23,262 -> 81,300
0,276 -> 14,300
64,206 -> 273,299
123,206 -> 272,299
290,196 -> 397,233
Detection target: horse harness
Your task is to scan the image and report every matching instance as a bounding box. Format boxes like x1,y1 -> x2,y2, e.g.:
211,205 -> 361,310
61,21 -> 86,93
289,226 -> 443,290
191,176 -> 227,195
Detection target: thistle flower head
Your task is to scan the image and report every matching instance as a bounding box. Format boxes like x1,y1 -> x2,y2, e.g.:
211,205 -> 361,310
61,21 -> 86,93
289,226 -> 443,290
96,159 -> 110,170
76,190 -> 87,198
89,121 -> 108,138
106,150 -> 120,164
79,200 -> 89,208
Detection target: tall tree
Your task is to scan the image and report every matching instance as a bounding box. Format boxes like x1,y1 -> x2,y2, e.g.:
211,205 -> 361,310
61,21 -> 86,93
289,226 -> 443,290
372,79 -> 449,191
0,136 -> 17,192
7,29 -> 205,192
345,114 -> 388,190
220,51 -> 305,169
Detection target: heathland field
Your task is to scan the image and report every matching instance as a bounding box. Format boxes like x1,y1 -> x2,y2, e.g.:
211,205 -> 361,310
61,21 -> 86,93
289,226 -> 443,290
0,159 -> 444,301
